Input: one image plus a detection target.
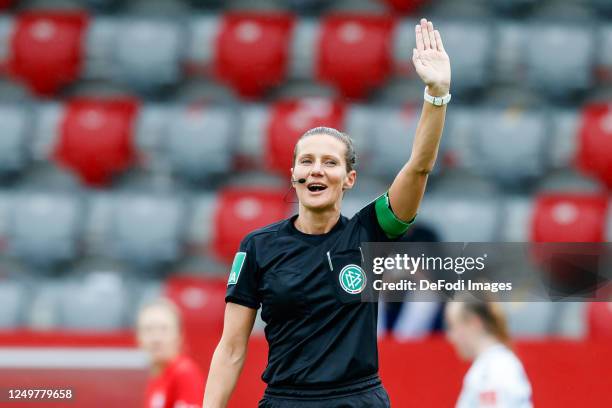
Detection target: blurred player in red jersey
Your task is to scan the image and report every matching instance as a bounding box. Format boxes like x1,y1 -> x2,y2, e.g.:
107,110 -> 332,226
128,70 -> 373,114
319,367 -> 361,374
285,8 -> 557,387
138,298 -> 204,408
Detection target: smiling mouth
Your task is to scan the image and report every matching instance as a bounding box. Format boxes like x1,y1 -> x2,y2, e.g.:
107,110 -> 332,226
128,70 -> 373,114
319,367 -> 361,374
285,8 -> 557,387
307,184 -> 328,192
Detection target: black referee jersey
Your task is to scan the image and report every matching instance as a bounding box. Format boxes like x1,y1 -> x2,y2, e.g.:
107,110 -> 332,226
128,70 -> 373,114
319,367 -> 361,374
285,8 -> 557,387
225,191 -> 414,398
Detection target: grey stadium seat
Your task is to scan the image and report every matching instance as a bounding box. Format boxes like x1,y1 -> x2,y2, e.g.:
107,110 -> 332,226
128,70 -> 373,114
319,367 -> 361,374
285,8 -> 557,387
0,280 -> 25,328
108,194 -> 185,267
597,24 -> 612,84
526,23 -> 595,99
164,105 -> 236,181
418,195 -> 501,242
490,0 -> 537,15
472,108 -> 548,186
369,105 -> 442,180
59,272 -> 128,330
113,18 -> 185,91
431,21 -> 493,96
0,104 -> 30,175
9,193 -> 82,266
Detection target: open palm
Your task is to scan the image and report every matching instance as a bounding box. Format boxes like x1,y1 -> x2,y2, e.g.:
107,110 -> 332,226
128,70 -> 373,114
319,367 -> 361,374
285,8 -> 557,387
412,18 -> 451,94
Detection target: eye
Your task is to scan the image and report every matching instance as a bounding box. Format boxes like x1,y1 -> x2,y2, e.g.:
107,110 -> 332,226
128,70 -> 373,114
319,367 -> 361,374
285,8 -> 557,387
300,158 -> 312,164
325,160 -> 337,166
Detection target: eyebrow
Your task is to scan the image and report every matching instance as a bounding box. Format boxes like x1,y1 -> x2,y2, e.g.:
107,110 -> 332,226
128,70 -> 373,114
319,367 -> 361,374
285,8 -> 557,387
297,153 -> 341,161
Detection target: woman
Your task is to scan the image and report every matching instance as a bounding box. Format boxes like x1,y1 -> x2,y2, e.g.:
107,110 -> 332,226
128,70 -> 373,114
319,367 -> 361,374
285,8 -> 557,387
445,301 -> 533,408
138,298 -> 204,408
203,18 -> 451,408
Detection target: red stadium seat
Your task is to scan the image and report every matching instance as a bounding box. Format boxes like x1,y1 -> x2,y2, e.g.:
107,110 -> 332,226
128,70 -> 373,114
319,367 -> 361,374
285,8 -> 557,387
213,188 -> 291,263
531,193 -> 609,242
587,302 -> 612,339
577,103 -> 612,188
54,97 -> 140,186
0,0 -> 14,9
378,0 -> 428,14
164,276 -> 227,337
317,14 -> 395,99
266,98 -> 347,174
214,12 -> 295,98
8,11 -> 88,95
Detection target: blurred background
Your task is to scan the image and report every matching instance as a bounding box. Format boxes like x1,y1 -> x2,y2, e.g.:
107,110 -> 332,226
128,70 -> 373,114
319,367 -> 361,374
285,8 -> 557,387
0,0 -> 611,406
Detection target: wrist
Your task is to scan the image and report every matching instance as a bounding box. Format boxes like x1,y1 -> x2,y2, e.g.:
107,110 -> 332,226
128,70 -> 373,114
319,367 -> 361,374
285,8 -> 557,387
426,84 -> 450,97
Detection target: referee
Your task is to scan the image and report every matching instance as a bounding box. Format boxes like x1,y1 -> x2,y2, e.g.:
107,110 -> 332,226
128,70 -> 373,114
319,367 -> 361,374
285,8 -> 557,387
203,18 -> 451,408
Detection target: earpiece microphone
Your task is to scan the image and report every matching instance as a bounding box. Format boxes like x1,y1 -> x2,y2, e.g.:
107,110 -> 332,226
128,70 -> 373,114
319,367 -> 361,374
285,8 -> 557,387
292,178 -> 306,184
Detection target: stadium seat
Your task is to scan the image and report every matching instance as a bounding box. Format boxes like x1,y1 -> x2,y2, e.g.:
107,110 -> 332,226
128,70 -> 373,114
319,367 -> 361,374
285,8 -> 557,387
164,104 -> 235,181
500,302 -> 557,337
186,193 -> 217,248
113,19 -> 185,92
0,17 -> 13,72
473,108 -> 548,186
82,17 -> 118,80
499,196 -> 533,242
0,104 -> 29,176
378,0 -> 427,14
434,20 -> 492,96
54,97 -> 140,186
418,195 -> 500,242
107,194 -> 185,267
0,0 -> 14,10
213,188 -> 291,263
587,302 -> 612,339
9,192 -> 82,266
531,193 -> 609,242
493,21 -> 526,85
266,98 -> 346,174
596,24 -> 612,83
214,12 -> 295,98
577,103 -> 612,188
316,14 -> 395,99
164,275 -> 227,338
547,109 -> 579,170
369,104 -> 421,179
7,11 -> 89,95
591,0 -> 612,16
526,23 -> 594,99
27,279 -> 63,329
59,272 -> 128,330
490,0 -> 537,15
0,280 -> 24,328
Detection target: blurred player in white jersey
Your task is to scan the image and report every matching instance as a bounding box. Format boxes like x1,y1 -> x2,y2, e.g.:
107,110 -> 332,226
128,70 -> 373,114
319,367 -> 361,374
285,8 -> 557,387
445,301 -> 533,408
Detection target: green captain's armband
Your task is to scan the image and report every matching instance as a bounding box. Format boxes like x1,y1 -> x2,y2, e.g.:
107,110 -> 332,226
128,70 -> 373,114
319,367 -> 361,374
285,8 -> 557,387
374,191 -> 416,239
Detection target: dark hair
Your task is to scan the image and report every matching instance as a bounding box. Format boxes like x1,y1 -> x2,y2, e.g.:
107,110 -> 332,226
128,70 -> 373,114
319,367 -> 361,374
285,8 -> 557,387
292,126 -> 357,172
461,300 -> 511,347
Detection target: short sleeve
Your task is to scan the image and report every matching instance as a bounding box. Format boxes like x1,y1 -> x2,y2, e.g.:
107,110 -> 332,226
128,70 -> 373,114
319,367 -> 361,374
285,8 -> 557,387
225,236 -> 261,310
356,191 -> 416,241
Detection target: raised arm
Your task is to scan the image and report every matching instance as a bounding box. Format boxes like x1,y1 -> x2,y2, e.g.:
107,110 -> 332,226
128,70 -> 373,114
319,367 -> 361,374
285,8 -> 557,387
202,302 -> 257,408
388,18 -> 451,222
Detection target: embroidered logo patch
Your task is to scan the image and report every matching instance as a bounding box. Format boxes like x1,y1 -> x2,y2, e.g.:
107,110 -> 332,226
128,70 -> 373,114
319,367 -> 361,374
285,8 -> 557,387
339,264 -> 366,294
228,252 -> 246,285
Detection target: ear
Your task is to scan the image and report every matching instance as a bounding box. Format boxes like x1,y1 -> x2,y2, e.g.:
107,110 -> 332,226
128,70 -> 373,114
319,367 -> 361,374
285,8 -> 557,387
342,170 -> 357,191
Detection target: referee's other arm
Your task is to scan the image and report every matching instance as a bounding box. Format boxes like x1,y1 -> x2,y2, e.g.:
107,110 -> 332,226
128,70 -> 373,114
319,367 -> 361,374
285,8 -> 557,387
388,18 -> 451,223
202,303 -> 256,408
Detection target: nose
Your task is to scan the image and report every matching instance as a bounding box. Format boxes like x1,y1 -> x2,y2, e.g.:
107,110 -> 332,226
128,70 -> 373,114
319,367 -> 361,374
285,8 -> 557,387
311,161 -> 324,176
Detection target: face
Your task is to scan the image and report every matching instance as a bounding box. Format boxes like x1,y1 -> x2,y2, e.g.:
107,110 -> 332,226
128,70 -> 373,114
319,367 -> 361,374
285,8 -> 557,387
137,306 -> 182,365
292,134 -> 356,212
445,302 -> 478,361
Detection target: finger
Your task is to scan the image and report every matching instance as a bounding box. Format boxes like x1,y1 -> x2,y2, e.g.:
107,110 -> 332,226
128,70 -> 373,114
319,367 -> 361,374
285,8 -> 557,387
412,49 -> 423,70
420,18 -> 430,50
415,24 -> 424,52
434,29 -> 445,52
427,21 -> 437,51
